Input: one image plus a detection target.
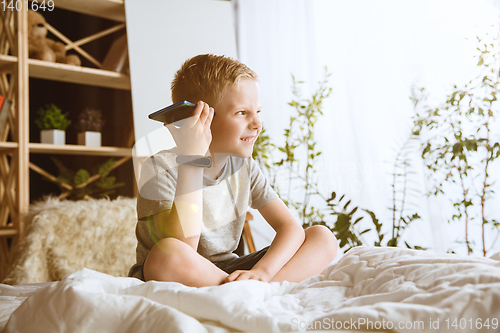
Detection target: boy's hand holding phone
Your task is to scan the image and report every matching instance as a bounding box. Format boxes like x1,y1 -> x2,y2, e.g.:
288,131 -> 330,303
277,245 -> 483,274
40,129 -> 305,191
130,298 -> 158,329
162,101 -> 214,156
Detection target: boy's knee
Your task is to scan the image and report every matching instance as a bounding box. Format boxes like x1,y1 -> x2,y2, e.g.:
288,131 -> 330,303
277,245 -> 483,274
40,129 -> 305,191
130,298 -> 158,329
144,238 -> 195,281
305,225 -> 338,259
305,225 -> 333,240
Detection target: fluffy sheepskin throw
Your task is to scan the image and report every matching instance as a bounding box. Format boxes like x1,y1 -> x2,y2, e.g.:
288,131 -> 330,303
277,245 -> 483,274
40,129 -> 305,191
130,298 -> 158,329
2,196 -> 137,285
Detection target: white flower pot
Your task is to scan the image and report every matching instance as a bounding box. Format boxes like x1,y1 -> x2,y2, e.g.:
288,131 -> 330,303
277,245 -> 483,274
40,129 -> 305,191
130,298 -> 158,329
77,131 -> 101,147
40,129 -> 65,145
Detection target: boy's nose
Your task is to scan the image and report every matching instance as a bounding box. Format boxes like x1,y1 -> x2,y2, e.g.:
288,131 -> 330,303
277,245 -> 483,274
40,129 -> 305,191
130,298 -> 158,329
249,116 -> 261,129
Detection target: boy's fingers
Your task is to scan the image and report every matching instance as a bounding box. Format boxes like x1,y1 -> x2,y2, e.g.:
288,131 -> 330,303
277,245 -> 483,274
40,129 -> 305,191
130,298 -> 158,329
226,270 -> 258,282
205,107 -> 214,129
225,271 -> 241,283
226,272 -> 237,282
198,102 -> 210,125
185,101 -> 204,127
234,272 -> 252,281
193,101 -> 204,116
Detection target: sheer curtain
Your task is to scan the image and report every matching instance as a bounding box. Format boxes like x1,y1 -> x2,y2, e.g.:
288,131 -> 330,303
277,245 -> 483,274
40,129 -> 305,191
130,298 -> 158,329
234,0 -> 321,249
235,0 -> 500,256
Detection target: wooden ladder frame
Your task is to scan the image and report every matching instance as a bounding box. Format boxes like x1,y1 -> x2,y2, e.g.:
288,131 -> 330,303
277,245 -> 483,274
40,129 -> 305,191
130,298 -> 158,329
0,9 -> 28,282
45,22 -> 126,69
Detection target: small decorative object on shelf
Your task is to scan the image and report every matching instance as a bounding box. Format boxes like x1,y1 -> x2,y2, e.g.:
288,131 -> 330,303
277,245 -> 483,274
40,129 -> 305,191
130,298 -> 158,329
35,104 -> 71,145
28,10 -> 81,66
77,107 -> 104,147
102,34 -> 128,73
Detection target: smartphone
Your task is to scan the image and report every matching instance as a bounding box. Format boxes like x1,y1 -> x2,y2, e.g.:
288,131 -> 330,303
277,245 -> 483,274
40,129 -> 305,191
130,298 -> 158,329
148,100 -> 197,124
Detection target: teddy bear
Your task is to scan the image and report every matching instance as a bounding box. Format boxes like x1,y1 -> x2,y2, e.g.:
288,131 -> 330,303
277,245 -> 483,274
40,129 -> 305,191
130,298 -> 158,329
28,10 -> 81,66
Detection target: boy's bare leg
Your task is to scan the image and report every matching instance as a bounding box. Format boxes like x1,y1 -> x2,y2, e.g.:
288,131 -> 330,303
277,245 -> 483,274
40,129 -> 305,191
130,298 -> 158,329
144,237 -> 228,287
144,225 -> 337,286
270,225 -> 338,283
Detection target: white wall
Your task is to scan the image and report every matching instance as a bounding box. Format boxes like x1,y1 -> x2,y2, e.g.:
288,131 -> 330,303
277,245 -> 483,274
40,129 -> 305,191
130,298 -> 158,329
125,0 -> 238,158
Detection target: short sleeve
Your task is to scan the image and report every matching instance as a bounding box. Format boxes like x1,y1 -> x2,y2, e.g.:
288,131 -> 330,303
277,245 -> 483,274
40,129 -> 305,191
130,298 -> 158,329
248,157 -> 279,209
136,153 -> 177,220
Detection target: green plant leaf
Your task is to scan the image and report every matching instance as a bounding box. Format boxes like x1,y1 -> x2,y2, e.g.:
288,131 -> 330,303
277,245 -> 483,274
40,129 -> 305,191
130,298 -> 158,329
74,169 -> 90,186
35,104 -> 71,130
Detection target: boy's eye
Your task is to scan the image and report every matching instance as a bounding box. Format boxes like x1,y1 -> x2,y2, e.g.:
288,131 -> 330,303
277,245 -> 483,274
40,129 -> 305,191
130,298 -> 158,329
236,110 -> 261,115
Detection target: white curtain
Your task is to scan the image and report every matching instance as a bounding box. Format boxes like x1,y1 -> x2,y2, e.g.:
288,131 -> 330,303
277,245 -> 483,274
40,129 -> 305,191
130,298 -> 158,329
235,0 -> 500,257
234,0 -> 321,249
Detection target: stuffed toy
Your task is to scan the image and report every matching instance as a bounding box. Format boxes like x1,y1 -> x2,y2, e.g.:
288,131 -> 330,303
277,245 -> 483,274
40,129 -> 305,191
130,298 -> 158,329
28,10 -> 81,66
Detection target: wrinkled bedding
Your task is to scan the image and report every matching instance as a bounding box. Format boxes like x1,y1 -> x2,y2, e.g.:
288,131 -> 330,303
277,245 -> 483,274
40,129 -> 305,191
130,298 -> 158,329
1,246 -> 500,333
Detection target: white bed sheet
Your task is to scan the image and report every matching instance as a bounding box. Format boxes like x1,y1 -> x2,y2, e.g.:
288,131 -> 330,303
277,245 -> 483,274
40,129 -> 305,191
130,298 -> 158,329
0,282 -> 52,332
1,246 -> 500,333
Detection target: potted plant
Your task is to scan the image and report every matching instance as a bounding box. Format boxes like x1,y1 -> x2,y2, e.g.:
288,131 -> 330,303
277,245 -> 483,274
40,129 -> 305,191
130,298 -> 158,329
35,104 -> 71,145
50,157 -> 125,200
76,107 -> 104,147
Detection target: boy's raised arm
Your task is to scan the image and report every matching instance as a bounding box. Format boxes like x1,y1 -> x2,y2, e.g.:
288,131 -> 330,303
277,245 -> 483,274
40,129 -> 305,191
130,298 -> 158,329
153,101 -> 214,251
154,164 -> 204,250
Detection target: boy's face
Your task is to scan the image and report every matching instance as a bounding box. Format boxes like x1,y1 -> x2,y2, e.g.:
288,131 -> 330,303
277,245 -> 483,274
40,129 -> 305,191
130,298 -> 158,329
210,79 -> 262,158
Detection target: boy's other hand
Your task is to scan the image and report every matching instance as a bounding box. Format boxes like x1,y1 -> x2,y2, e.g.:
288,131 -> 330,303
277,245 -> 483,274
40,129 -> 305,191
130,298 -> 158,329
224,268 -> 272,283
164,101 -> 214,156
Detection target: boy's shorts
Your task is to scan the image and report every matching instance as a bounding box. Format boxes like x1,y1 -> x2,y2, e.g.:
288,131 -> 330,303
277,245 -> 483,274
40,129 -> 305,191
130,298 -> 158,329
215,246 -> 270,274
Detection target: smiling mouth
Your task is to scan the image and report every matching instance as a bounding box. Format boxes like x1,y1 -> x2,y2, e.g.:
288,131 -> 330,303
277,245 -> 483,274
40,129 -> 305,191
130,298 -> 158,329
240,136 -> 256,143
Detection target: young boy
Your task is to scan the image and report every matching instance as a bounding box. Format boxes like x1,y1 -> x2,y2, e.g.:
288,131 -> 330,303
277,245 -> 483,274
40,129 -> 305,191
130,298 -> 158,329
129,54 -> 337,287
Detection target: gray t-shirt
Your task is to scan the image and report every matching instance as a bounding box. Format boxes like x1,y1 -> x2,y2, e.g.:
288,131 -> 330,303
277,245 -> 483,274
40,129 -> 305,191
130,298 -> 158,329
128,148 -> 278,280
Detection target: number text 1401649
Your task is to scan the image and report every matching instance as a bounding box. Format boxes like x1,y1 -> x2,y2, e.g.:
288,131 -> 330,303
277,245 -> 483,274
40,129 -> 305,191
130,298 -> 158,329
1,0 -> 54,12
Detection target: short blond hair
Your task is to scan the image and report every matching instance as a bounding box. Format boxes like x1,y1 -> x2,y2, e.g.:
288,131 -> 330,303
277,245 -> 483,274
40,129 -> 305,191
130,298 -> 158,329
171,54 -> 258,107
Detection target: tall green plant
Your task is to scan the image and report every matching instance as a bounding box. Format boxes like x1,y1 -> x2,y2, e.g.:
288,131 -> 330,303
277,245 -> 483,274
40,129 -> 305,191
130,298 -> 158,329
413,35 -> 500,256
387,131 -> 423,248
253,68 -> 423,252
276,69 -> 332,226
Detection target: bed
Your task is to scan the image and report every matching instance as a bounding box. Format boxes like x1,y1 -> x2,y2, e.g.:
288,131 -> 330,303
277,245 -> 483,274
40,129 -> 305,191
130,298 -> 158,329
1,246 -> 500,333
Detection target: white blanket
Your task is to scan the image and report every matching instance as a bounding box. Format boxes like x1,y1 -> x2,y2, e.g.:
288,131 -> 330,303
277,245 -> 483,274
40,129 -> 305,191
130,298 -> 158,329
2,246 -> 500,333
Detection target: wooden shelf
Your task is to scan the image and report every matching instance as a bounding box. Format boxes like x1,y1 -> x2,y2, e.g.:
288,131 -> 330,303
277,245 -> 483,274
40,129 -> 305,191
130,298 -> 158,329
1,49 -> 130,91
29,143 -> 132,156
0,54 -> 17,73
29,59 -> 131,90
54,0 -> 126,22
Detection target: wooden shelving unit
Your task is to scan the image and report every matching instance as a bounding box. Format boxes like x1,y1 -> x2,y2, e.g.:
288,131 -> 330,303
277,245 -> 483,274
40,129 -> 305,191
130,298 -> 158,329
2,55 -> 130,89
29,143 -> 132,156
0,0 -> 134,281
29,59 -> 131,89
54,0 -> 126,22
